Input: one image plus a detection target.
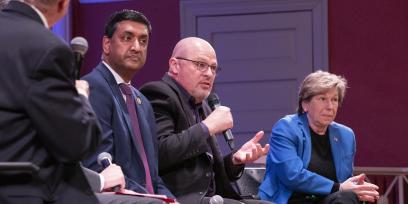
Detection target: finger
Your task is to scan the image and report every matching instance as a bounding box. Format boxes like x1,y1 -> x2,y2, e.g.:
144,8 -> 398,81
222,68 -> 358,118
262,144 -> 270,155
348,174 -> 361,182
358,195 -> 376,202
251,145 -> 258,159
255,143 -> 262,154
356,183 -> 379,190
353,186 -> 378,192
250,131 -> 264,143
357,173 -> 365,184
363,182 -> 379,189
355,190 -> 379,197
245,153 -> 251,163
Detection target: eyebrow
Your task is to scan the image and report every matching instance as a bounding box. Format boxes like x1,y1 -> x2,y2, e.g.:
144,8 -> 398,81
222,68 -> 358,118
195,57 -> 217,65
121,31 -> 149,38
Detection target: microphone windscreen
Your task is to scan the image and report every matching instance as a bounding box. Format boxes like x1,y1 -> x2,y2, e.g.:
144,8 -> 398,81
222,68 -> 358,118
70,36 -> 88,56
209,195 -> 224,204
97,152 -> 112,166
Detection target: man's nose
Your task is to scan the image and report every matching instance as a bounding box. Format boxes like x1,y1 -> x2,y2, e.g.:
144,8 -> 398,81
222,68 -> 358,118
131,40 -> 141,51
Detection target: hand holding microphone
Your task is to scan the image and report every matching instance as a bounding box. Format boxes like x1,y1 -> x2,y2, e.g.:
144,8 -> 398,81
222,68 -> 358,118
75,80 -> 89,98
206,93 -> 235,150
97,152 -> 125,192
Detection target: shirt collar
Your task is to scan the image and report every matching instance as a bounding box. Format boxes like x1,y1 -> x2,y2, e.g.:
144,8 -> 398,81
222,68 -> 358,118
19,0 -> 49,28
102,61 -> 129,85
167,74 -> 199,107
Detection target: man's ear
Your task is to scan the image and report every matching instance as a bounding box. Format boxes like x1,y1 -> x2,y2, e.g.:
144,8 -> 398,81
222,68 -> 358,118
102,36 -> 111,56
168,57 -> 179,75
57,0 -> 68,14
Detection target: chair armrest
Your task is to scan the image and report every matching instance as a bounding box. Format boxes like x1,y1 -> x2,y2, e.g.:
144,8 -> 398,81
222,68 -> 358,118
0,162 -> 39,173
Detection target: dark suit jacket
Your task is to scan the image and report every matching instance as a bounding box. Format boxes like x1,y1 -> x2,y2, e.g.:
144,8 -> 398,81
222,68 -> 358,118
0,1 -> 101,203
140,74 -> 244,203
82,63 -> 174,198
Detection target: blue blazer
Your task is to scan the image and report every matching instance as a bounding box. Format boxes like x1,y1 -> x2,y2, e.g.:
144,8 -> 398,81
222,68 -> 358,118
82,63 -> 174,198
259,113 -> 355,204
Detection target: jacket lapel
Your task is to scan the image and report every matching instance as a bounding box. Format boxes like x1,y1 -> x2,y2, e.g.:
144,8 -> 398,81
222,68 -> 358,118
5,1 -> 44,26
96,64 -> 138,148
298,114 -> 312,167
328,125 -> 343,181
162,75 -> 196,127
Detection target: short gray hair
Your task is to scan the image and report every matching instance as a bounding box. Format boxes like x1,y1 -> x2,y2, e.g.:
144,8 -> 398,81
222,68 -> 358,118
297,70 -> 347,114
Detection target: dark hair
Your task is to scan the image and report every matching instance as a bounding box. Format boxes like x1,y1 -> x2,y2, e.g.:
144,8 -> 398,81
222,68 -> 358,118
104,9 -> 152,38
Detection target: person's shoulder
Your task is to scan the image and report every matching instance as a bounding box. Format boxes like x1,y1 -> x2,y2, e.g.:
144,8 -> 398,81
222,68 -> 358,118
331,121 -> 354,136
22,21 -> 66,49
272,114 -> 304,133
82,65 -> 105,85
331,121 -> 352,131
140,80 -> 169,92
140,79 -> 175,99
82,65 -> 114,100
278,114 -> 301,125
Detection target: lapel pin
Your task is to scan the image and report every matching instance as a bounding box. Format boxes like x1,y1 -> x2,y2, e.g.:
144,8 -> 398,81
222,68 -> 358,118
333,136 -> 338,142
136,97 -> 142,105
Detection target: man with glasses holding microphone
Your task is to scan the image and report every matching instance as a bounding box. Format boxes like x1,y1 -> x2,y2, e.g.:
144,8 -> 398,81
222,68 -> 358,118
140,37 -> 272,204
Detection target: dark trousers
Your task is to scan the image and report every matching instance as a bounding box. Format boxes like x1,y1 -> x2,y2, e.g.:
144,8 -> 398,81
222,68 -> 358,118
201,196 -> 275,204
288,191 -> 360,204
321,191 -> 360,204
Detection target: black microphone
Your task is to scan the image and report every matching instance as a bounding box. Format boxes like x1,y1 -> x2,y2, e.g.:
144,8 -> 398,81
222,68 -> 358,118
97,152 -> 120,192
207,93 -> 235,150
70,36 -> 88,79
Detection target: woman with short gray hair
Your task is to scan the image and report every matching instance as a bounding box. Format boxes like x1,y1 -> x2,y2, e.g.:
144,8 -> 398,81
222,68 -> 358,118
297,70 -> 347,115
259,70 -> 379,204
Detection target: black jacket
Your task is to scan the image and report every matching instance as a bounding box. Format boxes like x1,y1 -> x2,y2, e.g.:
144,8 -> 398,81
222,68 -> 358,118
140,74 -> 243,203
0,1 -> 101,203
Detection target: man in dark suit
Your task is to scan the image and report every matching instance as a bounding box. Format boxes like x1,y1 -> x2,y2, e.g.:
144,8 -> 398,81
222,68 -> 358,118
0,0 -> 101,203
140,37 -> 273,204
81,10 -> 175,203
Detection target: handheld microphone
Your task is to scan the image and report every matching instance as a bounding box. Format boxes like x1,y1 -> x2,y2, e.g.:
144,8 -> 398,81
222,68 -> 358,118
209,195 -> 224,204
70,36 -> 88,79
97,152 -> 120,192
97,152 -> 112,168
207,93 -> 235,150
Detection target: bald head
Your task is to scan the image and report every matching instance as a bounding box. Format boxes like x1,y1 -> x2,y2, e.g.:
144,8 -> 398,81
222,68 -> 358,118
171,37 -> 216,59
168,37 -> 217,103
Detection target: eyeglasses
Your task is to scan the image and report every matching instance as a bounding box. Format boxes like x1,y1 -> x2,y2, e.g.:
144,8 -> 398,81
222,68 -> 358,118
175,57 -> 220,74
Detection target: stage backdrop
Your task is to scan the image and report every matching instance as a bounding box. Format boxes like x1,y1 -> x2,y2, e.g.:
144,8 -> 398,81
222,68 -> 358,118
71,0 -> 408,167
71,0 -> 180,88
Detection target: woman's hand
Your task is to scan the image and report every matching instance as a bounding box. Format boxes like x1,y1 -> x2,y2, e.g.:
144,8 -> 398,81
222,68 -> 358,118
340,174 -> 380,202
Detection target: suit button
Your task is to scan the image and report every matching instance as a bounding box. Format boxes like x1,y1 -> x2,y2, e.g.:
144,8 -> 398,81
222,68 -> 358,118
205,172 -> 211,177
199,192 -> 204,195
